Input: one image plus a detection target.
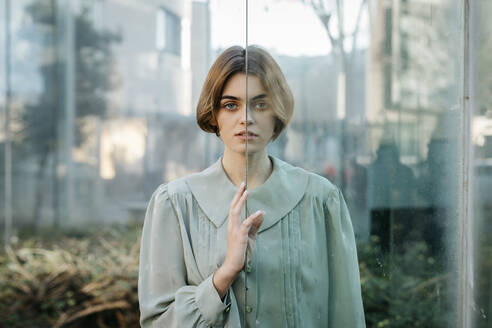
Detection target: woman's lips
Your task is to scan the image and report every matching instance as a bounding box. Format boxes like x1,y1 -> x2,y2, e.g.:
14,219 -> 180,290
235,133 -> 258,140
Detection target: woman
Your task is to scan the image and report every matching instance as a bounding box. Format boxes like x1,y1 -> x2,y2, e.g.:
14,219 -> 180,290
138,45 -> 365,327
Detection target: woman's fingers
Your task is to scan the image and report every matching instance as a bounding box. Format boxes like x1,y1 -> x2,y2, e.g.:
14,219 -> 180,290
249,212 -> 264,237
229,183 -> 265,237
228,183 -> 247,228
231,189 -> 248,220
241,210 -> 264,234
230,181 -> 245,209
236,188 -> 248,212
231,189 -> 248,218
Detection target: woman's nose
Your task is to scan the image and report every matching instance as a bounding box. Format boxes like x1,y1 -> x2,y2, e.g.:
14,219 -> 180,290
240,106 -> 255,125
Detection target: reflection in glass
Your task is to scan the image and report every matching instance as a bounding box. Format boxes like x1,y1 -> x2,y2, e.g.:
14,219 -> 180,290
246,0 -> 470,326
472,1 -> 492,327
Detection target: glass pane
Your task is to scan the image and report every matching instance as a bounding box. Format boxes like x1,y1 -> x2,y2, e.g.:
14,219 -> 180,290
0,0 -> 242,326
2,0 -> 489,327
244,0 -> 367,326
0,0 -> 245,228
245,0 -> 464,326
472,1 -> 492,327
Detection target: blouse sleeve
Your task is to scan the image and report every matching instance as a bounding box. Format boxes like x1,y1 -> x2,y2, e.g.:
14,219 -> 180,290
324,187 -> 366,327
138,185 -> 231,327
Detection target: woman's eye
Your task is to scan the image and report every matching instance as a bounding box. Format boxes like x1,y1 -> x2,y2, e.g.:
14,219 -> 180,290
223,103 -> 237,110
255,102 -> 268,110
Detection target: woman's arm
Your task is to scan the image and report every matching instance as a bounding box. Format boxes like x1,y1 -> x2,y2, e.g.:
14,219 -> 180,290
325,188 -> 366,327
138,185 -> 230,328
213,265 -> 237,301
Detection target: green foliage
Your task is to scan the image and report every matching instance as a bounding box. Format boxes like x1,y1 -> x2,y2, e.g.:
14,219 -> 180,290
474,237 -> 492,328
359,237 -> 456,328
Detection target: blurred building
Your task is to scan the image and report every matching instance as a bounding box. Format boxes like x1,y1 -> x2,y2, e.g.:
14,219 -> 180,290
367,0 -> 456,163
0,0 -> 207,227
191,0 -> 211,110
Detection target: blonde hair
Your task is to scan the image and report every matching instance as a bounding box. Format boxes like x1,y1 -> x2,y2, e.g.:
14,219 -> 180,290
196,45 -> 294,141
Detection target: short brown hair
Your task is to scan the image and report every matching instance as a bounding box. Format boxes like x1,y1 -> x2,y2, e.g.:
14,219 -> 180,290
196,45 -> 294,141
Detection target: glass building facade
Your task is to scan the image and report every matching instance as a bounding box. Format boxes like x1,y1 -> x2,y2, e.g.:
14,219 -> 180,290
1,0 -> 490,326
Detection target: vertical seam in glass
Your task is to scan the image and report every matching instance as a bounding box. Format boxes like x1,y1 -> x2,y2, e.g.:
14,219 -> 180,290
244,1 -> 249,327
460,0 -> 474,327
3,0 -> 13,246
64,1 -> 76,225
245,0 -> 249,191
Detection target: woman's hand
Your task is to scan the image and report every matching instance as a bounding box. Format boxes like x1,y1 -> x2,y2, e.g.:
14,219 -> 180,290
224,181 -> 264,273
213,181 -> 264,299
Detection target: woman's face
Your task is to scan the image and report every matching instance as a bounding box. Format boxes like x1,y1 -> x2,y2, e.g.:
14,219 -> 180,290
213,73 -> 276,154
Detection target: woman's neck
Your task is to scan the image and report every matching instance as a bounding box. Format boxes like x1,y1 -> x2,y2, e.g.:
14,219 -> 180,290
221,149 -> 273,190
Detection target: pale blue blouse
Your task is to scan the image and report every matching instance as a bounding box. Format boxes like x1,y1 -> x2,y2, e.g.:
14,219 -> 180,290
138,155 -> 365,327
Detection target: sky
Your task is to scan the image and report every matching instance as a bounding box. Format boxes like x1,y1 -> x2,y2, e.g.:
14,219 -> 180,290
209,0 -> 369,57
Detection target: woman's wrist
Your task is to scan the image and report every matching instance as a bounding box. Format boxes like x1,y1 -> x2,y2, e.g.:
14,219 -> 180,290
213,264 -> 239,300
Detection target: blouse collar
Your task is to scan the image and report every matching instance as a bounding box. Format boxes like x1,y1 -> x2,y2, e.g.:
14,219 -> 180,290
185,154 -> 309,233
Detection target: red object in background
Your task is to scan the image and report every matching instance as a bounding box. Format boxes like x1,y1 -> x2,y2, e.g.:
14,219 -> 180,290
323,162 -> 337,181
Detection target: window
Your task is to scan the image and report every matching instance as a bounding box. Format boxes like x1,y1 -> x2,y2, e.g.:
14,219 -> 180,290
156,7 -> 181,56
384,7 -> 393,56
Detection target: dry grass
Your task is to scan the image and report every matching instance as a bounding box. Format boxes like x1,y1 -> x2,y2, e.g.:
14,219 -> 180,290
0,225 -> 141,328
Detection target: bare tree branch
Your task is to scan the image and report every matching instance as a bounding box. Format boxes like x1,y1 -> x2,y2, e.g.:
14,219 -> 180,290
350,0 -> 367,61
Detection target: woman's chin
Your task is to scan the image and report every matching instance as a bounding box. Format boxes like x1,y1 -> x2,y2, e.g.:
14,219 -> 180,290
226,143 -> 266,155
